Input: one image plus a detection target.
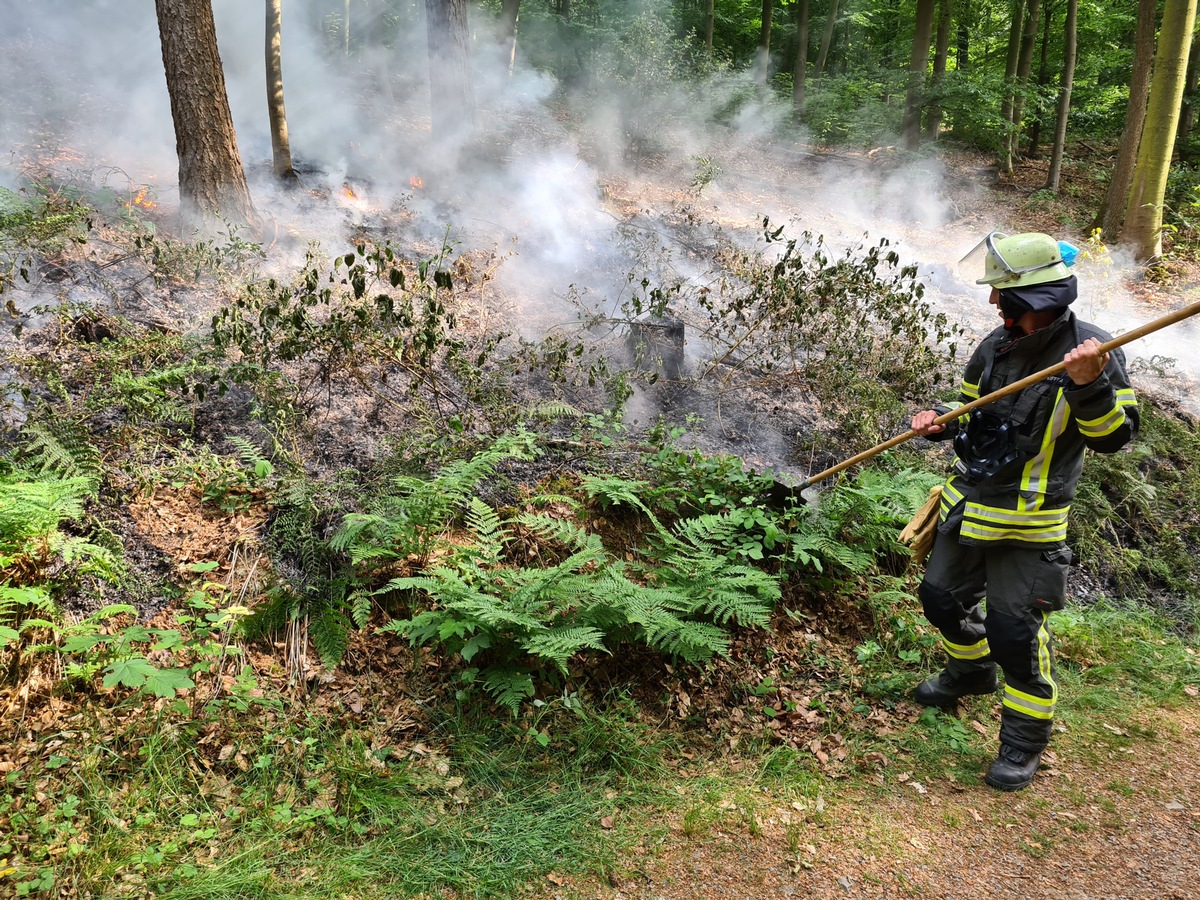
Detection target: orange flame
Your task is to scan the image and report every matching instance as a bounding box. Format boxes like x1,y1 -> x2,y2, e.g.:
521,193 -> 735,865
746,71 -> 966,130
410,175 -> 424,190
342,182 -> 358,200
127,187 -> 157,210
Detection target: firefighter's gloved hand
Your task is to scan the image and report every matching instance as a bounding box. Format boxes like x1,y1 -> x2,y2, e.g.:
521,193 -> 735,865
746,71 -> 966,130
1064,337 -> 1109,386
913,409 -> 945,437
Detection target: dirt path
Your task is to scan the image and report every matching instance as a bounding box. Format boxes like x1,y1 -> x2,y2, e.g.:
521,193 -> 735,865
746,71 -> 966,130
546,704 -> 1200,900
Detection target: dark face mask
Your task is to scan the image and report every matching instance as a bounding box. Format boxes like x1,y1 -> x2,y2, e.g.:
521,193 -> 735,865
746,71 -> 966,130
997,277 -> 1078,328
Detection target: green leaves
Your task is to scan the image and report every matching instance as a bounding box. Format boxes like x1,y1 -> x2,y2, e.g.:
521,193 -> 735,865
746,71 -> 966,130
102,657 -> 195,697
101,657 -> 157,690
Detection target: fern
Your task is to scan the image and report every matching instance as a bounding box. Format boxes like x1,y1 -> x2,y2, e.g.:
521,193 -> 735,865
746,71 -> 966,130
16,419 -> 101,490
521,400 -> 584,421
580,474 -> 657,520
479,667 -> 536,713
520,626 -> 609,671
0,474 -> 91,547
0,584 -> 54,651
227,435 -> 274,479
310,600 -> 351,668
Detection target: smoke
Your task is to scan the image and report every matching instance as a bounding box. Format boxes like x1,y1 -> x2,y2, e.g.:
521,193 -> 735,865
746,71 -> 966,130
0,0 -> 1194,434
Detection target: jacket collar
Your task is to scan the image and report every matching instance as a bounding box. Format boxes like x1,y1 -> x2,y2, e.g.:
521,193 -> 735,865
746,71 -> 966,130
997,308 -> 1073,357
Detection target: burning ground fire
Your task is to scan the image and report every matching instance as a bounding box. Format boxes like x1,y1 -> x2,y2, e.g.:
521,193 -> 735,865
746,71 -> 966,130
126,187 -> 157,210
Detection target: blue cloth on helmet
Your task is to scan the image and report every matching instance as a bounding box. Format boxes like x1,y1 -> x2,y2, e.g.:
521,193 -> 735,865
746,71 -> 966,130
998,275 -> 1078,313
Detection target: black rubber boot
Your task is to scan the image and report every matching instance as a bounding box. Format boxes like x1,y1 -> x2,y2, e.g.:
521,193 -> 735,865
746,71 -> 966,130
984,743 -> 1043,791
913,665 -> 998,707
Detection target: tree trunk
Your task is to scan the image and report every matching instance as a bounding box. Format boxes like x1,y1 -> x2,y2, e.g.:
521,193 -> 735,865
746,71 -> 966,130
999,0 -> 1026,175
1123,0 -> 1198,262
343,0 -> 351,55
793,0 -> 810,119
902,0 -> 937,150
704,0 -> 715,53
265,0 -> 296,181
813,0 -> 840,77
956,0 -> 969,71
155,0 -> 258,233
1045,0 -> 1076,192
924,0 -> 954,141
426,0 -> 476,151
499,0 -> 521,75
1008,0 -> 1042,165
1096,0 -> 1157,239
1177,26 -> 1200,162
757,0 -> 773,84
1026,0 -> 1054,158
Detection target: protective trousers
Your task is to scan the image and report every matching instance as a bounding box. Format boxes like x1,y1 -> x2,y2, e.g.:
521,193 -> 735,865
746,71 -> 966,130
918,523 -> 1071,753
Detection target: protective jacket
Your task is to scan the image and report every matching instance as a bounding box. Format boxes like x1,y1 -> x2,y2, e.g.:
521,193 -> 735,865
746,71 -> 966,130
928,309 -> 1138,547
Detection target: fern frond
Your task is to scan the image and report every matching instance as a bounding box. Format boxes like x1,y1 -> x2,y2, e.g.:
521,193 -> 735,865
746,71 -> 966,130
349,589 -> 373,628
310,603 -> 350,667
464,497 -> 509,567
17,419 -> 101,490
521,400 -> 583,422
228,435 -> 271,471
480,666 -> 536,713
580,474 -> 656,519
521,626 -> 609,672
0,474 -> 92,547
515,512 -> 602,554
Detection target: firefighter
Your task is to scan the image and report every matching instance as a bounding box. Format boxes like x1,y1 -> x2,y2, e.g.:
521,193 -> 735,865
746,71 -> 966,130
911,231 -> 1138,791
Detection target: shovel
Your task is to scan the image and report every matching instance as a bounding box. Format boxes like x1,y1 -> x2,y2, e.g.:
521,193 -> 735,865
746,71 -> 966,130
786,297 -> 1200,500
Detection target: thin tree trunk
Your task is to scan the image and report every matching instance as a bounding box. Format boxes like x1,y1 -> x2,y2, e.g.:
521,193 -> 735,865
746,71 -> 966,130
1096,0 -> 1157,239
265,0 -> 296,181
999,0 -> 1026,175
155,0 -> 258,233
813,0 -> 840,77
1177,27 -> 1200,162
956,0 -> 969,71
757,0 -> 773,84
343,0 -> 350,54
1046,0 -> 1076,192
1026,0 -> 1054,157
1123,0 -> 1198,262
499,0 -> 521,75
902,0 -> 937,150
793,0 -> 810,118
704,0 -> 715,53
924,0 -> 954,141
1008,0 -> 1042,164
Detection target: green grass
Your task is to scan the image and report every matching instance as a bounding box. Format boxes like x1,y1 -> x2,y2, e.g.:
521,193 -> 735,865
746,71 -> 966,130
2,699 -> 668,899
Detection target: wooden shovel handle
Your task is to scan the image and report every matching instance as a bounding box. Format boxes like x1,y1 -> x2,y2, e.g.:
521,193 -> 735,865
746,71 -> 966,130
799,298 -> 1200,490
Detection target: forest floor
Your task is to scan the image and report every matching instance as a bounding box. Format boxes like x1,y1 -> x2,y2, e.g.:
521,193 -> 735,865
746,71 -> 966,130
532,705 -> 1200,900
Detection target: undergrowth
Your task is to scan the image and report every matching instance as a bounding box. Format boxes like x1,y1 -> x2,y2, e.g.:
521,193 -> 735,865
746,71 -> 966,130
2,191 -> 1200,898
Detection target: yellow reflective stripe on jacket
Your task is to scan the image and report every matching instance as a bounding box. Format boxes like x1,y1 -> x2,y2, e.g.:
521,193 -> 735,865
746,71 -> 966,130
1076,405 -> 1127,439
961,501 -> 1070,543
942,636 -> 990,661
940,476 -> 966,518
961,379 -> 980,400
1019,388 -> 1070,513
1116,388 -> 1138,409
